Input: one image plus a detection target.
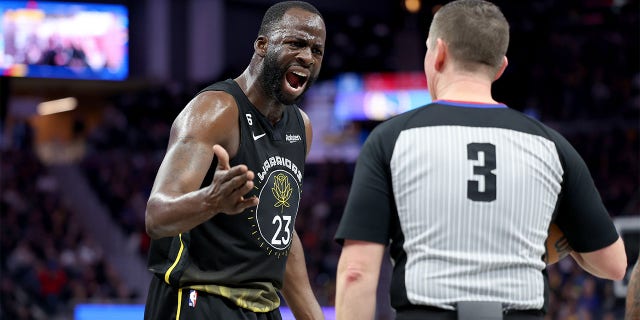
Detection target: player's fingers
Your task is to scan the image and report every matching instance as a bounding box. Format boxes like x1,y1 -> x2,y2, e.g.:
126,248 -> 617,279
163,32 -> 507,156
211,168 -> 251,198
229,178 -> 255,197
213,144 -> 230,170
234,195 -> 260,212
224,173 -> 255,195
213,165 -> 249,186
241,195 -> 260,208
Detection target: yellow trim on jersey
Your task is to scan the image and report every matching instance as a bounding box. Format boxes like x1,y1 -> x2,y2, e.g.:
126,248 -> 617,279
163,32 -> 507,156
164,234 -> 185,285
176,288 -> 183,320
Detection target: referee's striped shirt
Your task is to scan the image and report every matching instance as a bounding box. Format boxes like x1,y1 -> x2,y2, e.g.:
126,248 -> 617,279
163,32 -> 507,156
335,100 -> 619,312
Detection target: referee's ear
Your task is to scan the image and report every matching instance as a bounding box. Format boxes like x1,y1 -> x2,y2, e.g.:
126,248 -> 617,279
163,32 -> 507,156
494,56 -> 508,81
434,38 -> 447,72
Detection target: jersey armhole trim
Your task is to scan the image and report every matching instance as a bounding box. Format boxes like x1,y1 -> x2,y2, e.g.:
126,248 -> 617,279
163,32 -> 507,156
164,233 -> 185,285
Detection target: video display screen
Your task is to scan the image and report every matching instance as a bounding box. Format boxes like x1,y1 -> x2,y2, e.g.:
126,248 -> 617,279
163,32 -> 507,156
334,72 -> 431,121
1,1 -> 128,80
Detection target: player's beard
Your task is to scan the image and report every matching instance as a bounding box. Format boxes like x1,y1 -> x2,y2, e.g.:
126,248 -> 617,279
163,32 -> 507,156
260,51 -> 317,105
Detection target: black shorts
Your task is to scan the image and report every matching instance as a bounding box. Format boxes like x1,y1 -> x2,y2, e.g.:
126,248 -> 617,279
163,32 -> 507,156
144,276 -> 283,320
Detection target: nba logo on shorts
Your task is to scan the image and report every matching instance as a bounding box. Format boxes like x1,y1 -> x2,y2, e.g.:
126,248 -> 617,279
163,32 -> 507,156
188,290 -> 197,307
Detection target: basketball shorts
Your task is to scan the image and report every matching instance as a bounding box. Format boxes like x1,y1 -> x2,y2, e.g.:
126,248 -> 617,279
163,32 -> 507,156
144,276 -> 283,320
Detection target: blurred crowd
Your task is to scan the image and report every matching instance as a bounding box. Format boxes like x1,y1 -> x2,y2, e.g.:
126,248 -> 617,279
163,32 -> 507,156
0,145 -> 135,319
493,0 -> 638,123
1,0 -> 638,319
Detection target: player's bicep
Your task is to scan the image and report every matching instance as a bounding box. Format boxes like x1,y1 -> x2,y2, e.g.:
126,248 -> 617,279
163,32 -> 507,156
151,136 -> 215,196
151,92 -> 237,196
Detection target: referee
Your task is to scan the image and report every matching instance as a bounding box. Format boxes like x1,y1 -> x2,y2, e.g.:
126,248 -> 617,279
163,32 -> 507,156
334,1 -> 627,319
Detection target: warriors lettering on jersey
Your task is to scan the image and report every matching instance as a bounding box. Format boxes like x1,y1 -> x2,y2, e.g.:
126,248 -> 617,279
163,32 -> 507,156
257,156 -> 303,183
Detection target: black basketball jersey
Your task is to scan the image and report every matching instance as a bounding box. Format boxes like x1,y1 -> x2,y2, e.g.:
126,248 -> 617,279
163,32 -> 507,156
335,100 -> 619,312
147,79 -> 307,312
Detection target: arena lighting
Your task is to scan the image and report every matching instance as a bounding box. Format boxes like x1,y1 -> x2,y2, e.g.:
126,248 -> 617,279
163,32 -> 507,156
37,97 -> 78,115
404,0 -> 421,13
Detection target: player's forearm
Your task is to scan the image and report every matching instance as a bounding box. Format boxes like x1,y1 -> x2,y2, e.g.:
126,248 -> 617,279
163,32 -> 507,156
281,281 -> 323,320
145,189 -> 218,239
626,258 -> 640,319
282,232 -> 324,320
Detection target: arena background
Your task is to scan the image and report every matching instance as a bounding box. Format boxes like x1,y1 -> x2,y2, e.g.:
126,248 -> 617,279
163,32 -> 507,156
1,0 -> 638,319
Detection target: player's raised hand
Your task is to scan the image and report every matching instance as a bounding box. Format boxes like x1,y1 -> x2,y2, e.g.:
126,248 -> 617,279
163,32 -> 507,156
207,144 -> 259,215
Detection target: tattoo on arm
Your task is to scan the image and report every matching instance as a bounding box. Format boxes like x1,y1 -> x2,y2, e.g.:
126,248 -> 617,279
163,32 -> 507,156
554,235 -> 571,260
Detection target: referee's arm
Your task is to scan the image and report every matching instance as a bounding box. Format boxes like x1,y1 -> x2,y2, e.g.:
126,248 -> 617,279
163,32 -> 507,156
336,240 -> 386,320
569,239 -> 626,280
335,123 -> 396,319
554,132 -> 627,280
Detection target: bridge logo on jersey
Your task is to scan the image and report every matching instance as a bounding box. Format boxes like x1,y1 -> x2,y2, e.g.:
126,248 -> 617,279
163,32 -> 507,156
251,169 -> 301,255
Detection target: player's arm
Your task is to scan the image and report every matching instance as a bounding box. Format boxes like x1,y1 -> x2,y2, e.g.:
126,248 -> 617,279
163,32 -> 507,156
281,230 -> 324,320
544,223 -> 573,265
279,109 -> 324,319
336,239 -> 385,320
569,238 -> 626,280
145,91 -> 259,239
626,253 -> 640,319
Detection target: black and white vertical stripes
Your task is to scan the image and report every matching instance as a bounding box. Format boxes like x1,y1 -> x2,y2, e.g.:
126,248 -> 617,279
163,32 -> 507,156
390,126 -> 563,310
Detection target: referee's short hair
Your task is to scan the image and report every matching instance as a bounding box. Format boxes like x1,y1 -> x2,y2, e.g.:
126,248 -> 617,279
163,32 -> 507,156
428,0 -> 509,73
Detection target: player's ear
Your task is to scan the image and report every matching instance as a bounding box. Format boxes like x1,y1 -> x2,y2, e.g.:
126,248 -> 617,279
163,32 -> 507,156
494,56 -> 508,81
255,36 -> 268,57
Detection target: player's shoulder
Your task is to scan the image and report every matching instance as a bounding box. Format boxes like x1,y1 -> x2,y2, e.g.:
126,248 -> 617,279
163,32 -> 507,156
168,86 -> 241,150
170,89 -> 240,137
297,106 -> 310,123
185,89 -> 238,117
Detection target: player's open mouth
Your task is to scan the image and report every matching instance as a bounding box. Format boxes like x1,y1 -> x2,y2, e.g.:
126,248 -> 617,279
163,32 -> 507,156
285,71 -> 308,92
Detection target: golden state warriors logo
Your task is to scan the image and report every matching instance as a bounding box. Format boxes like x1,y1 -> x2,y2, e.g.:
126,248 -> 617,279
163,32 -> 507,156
252,170 -> 301,254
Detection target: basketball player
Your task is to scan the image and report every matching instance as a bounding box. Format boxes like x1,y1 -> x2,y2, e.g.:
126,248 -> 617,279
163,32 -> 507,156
143,2 -> 326,319
334,1 -> 627,319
